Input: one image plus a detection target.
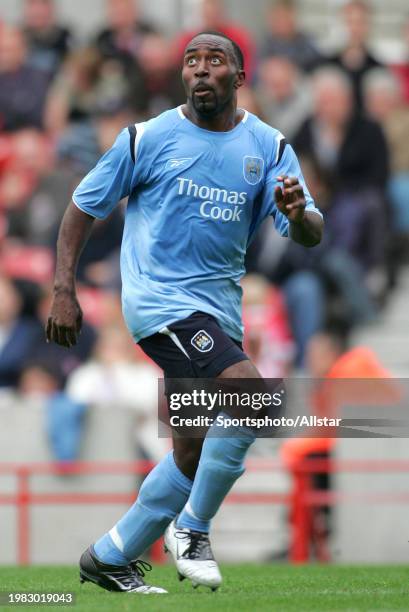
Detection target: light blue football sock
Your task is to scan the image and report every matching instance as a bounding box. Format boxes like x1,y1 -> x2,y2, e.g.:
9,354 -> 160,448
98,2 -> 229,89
94,451 -> 192,564
176,413 -> 256,533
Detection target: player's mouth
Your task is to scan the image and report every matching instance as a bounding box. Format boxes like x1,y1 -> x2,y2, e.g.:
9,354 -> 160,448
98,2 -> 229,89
193,84 -> 214,98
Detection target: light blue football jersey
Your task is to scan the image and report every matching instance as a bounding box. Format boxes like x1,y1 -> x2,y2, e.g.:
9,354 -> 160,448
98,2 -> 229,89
73,106 -> 322,342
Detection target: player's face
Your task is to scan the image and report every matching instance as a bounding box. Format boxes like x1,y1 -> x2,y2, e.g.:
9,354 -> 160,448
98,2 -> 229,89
182,35 -> 244,116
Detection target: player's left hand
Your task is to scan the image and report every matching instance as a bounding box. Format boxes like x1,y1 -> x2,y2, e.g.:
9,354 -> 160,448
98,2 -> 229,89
274,176 -> 306,224
46,289 -> 83,348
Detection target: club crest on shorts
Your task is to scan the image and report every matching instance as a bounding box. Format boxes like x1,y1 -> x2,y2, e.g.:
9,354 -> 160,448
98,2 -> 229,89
243,156 -> 264,185
191,330 -> 214,353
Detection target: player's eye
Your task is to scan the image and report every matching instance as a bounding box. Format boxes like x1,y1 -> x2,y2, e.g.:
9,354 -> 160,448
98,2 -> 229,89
186,57 -> 197,66
211,57 -> 222,65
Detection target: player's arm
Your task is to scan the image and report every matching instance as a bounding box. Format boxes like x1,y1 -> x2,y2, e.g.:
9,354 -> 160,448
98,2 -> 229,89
275,175 -> 323,247
46,203 -> 95,348
271,139 -> 323,247
46,126 -> 137,347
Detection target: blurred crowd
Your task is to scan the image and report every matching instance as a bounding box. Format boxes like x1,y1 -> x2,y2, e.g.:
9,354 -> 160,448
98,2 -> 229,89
0,0 -> 408,461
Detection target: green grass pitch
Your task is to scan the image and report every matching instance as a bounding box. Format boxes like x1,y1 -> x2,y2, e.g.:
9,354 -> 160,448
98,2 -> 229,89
1,564 -> 408,611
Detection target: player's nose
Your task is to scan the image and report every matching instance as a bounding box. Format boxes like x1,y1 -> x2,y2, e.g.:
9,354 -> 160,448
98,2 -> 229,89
194,60 -> 209,77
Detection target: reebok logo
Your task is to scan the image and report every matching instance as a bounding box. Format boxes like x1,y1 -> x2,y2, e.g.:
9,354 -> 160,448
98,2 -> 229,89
166,158 -> 192,170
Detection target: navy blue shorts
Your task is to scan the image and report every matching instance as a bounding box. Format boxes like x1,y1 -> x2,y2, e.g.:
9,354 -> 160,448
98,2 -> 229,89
138,311 -> 248,379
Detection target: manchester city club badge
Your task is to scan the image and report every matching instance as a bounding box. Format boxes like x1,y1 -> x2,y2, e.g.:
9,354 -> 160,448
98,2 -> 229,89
243,156 -> 264,185
191,330 -> 214,352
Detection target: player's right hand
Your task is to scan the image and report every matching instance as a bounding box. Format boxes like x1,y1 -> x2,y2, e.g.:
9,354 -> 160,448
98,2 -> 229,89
45,289 -> 83,348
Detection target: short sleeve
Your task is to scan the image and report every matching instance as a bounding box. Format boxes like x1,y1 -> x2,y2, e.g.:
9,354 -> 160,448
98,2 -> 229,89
261,139 -> 322,237
72,128 -> 135,219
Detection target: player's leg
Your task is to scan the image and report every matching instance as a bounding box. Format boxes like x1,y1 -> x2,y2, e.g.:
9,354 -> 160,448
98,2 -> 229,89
81,331 -> 198,593
161,313 -> 259,589
176,359 -> 261,531
80,445 -> 191,593
166,360 -> 261,589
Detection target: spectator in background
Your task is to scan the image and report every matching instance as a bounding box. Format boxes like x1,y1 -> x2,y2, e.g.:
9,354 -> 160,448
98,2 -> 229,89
138,33 -> 185,117
66,324 -> 168,462
249,154 -> 377,367
45,47 -> 144,138
256,55 -> 311,140
173,0 -> 256,81
328,0 -> 382,109
94,0 -> 153,112
258,0 -> 323,73
265,67 -> 390,361
280,66 -> 389,363
18,360 -> 87,462
19,360 -> 63,398
95,0 -> 156,65
22,0 -> 73,76
363,68 -> 409,244
293,67 -> 389,273
0,25 -> 51,131
2,129 -> 75,248
0,275 -> 41,388
45,48 -> 104,133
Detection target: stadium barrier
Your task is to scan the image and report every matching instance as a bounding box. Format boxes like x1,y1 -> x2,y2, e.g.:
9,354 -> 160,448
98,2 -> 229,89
290,458 -> 409,562
1,459 -> 409,565
0,460 -> 289,565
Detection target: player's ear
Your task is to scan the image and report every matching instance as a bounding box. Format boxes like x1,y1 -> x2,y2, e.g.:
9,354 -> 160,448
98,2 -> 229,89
234,69 -> 246,90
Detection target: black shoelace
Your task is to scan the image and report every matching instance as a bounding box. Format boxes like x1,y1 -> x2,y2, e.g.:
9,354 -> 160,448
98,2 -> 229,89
176,531 -> 213,560
129,560 -> 152,578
